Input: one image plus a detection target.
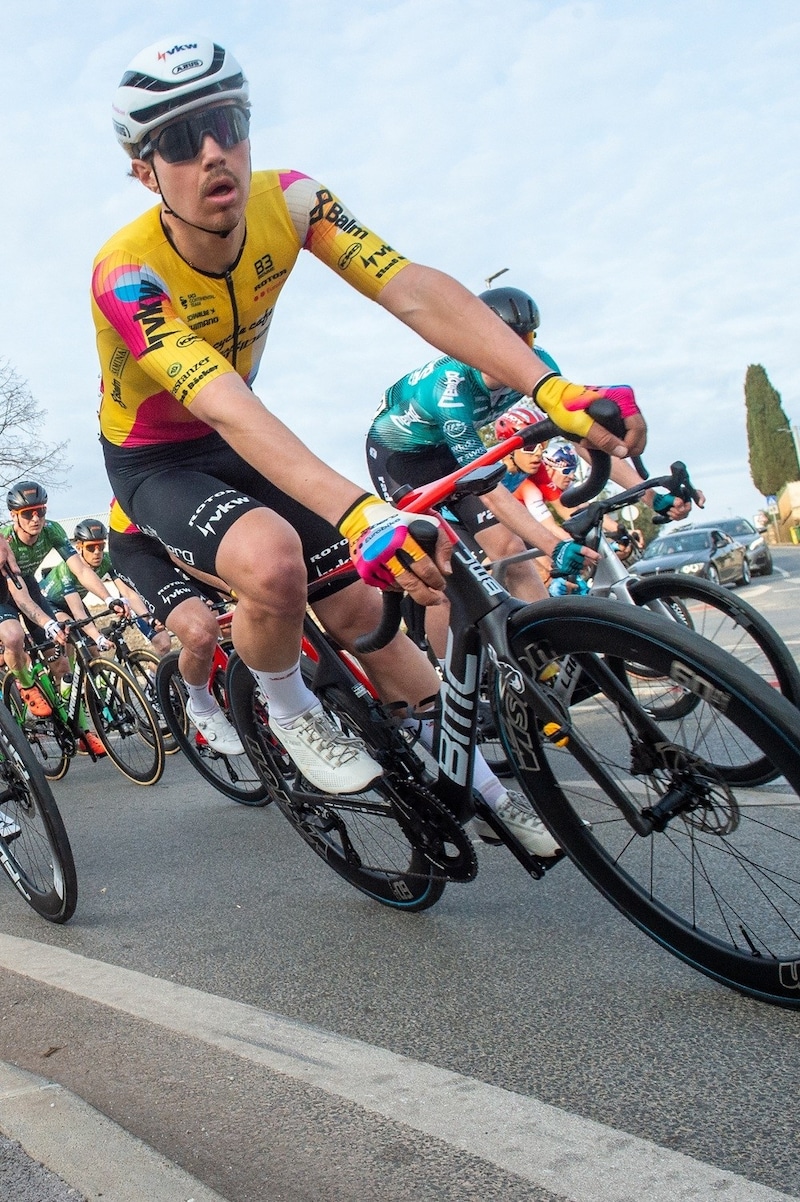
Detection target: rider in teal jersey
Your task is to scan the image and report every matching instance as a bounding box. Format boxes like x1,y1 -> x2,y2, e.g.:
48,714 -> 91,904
367,288 -> 595,607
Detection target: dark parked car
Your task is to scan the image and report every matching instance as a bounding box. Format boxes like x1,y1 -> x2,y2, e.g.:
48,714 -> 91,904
631,527 -> 750,586
691,517 -> 773,576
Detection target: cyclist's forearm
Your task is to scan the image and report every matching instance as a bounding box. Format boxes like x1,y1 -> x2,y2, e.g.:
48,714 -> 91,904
378,265 -> 550,397
68,555 -> 117,605
190,379 -> 365,524
484,486 -> 563,556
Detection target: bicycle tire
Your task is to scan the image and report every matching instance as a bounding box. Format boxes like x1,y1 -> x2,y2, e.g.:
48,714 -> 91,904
494,596 -> 800,1007
125,649 -> 179,754
0,701 -> 77,922
226,653 -> 452,911
84,660 -> 165,785
627,573 -> 800,782
155,651 -> 270,806
1,673 -> 71,781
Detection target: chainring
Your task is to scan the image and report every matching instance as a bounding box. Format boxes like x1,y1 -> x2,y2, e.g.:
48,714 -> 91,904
386,776 -> 478,882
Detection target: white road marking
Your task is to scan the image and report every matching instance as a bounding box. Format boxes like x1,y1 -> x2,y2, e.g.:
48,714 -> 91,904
0,934 -> 795,1202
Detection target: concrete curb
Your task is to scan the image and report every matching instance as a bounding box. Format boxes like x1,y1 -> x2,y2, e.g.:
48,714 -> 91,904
0,1062 -> 226,1202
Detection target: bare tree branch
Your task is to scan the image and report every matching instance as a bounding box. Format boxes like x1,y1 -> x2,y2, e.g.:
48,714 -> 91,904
0,359 -> 71,497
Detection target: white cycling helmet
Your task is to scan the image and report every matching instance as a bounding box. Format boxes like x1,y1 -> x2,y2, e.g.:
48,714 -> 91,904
112,36 -> 249,157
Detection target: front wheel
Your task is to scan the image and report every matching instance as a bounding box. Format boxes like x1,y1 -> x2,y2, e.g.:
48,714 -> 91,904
155,651 -> 270,805
738,558 -> 752,587
628,572 -> 800,783
84,660 -> 165,785
2,674 -> 71,781
495,597 -> 800,1008
0,702 -> 77,922
125,649 -> 179,754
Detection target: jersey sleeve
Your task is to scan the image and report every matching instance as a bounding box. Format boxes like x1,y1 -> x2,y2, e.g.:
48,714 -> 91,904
49,522 -> 78,562
42,561 -> 80,603
279,173 -> 409,300
92,252 -> 237,407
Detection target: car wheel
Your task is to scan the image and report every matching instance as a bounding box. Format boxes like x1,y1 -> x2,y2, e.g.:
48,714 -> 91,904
760,552 -> 773,576
705,563 -> 720,585
738,558 -> 751,587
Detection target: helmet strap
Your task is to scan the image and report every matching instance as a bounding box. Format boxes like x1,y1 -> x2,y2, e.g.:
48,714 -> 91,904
152,162 -> 237,240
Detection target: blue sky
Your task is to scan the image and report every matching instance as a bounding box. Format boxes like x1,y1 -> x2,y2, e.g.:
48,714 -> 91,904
1,1 -> 798,525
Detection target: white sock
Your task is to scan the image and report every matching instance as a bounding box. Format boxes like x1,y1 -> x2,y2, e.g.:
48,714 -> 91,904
401,715 -> 506,810
250,660 -> 317,724
185,684 -> 218,716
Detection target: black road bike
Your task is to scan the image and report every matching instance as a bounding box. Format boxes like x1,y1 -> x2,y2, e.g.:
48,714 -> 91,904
227,408 -> 800,1007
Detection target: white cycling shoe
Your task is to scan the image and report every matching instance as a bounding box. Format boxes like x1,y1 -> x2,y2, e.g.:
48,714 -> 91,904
186,701 -> 245,757
471,790 -> 560,858
268,703 -> 383,794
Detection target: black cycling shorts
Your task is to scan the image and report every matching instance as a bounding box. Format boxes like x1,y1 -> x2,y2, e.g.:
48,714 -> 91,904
365,438 -> 499,538
103,432 -> 353,614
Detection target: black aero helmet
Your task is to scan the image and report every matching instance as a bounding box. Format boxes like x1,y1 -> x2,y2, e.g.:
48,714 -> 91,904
7,481 -> 47,511
478,286 -> 540,338
74,518 -> 107,543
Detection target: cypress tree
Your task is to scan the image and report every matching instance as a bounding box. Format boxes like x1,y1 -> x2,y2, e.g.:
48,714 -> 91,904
745,365 -> 799,497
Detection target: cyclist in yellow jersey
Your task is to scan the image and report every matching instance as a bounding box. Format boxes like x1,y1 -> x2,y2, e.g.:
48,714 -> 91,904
93,35 -> 646,808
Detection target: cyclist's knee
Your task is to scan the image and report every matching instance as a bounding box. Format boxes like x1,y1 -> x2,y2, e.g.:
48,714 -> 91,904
0,622 -> 24,659
168,599 -> 221,660
217,512 -> 306,608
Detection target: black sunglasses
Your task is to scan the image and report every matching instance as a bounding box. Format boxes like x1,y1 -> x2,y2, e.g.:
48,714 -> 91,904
141,104 -> 250,165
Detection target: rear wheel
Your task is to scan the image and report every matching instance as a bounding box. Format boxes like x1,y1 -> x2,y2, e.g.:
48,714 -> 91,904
226,653 -> 463,911
1,674 -> 71,781
84,660 -> 165,785
628,573 -> 800,781
155,651 -> 270,805
0,702 -> 77,922
496,597 -> 800,1008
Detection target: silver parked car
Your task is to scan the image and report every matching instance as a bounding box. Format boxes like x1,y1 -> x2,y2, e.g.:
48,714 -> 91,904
691,517 -> 773,576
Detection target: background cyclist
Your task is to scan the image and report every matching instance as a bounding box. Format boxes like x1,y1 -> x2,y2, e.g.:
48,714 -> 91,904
1,482 -> 129,719
43,518 -> 173,658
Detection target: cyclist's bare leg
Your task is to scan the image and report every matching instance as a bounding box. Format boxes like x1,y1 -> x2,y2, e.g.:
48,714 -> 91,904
475,526 -> 547,603
214,508 -> 307,672
166,597 -> 223,687
313,582 -> 440,710
418,526 -> 549,662
0,619 -> 27,676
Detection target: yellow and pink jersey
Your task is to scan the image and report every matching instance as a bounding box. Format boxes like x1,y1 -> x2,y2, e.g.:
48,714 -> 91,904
92,170 -> 409,448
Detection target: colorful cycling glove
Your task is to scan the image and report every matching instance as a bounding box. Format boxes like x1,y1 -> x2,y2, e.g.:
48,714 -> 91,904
550,540 -> 587,578
531,375 -> 640,438
338,494 -> 441,590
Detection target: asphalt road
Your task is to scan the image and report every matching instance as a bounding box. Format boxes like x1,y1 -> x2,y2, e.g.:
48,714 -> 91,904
1,546 -> 799,1202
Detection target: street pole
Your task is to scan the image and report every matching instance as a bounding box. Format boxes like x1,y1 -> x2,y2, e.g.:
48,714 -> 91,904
485,267 -> 509,288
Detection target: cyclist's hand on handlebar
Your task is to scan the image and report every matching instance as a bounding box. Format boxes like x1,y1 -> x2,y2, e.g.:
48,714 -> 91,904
338,494 -> 452,605
108,597 -> 131,617
532,375 -> 647,458
652,487 -> 706,522
550,539 -> 599,578
44,619 -> 68,647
